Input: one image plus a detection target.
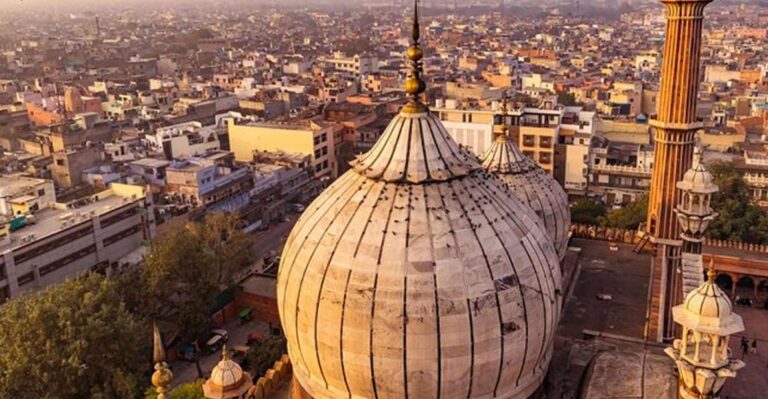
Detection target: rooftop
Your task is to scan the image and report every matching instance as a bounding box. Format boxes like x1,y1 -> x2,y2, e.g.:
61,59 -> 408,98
0,175 -> 49,198
1,185 -> 145,253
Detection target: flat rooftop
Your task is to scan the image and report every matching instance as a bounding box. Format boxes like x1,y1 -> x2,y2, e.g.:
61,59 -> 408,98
131,158 -> 170,168
0,175 -> 48,198
1,192 -> 137,253
558,238 -> 651,340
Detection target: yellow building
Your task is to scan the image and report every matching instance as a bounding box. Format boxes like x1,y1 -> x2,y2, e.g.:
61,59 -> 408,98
227,118 -> 339,179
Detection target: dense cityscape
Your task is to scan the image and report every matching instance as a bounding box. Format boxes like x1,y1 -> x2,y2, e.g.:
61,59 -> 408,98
0,0 -> 767,398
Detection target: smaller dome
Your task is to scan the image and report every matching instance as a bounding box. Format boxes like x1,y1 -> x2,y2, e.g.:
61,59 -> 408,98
479,134 -> 571,260
203,346 -> 253,399
677,151 -> 718,194
672,267 -> 744,337
683,279 -> 731,319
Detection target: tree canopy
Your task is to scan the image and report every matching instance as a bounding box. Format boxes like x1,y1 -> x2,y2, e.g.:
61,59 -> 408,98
0,274 -> 148,399
598,194 -> 648,230
141,212 -> 255,377
570,198 -> 607,225
706,160 -> 768,244
146,379 -> 204,399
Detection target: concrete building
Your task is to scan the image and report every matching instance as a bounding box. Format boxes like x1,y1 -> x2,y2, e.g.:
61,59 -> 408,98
129,158 -> 170,187
146,121 -> 221,160
51,143 -> 104,189
0,183 -> 155,302
0,175 -> 56,217
165,151 -> 253,211
322,52 -> 379,76
227,118 -> 339,179
432,101 -> 586,176
735,150 -> 768,209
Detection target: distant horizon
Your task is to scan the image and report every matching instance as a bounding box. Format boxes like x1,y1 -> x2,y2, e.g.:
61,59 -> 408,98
2,0 -> 767,13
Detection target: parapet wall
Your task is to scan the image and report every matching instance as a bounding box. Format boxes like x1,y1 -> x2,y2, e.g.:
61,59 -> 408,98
569,224 -> 768,254
246,354 -> 292,399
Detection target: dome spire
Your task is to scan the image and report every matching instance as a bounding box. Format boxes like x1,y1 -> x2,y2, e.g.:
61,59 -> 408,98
707,258 -> 716,284
402,0 -> 427,113
151,323 -> 173,399
495,92 -> 510,142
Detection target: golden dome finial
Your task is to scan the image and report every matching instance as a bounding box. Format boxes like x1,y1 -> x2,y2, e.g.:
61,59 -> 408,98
494,91 -> 510,142
707,258 -> 716,284
222,344 -> 229,361
402,0 -> 427,114
151,323 -> 173,399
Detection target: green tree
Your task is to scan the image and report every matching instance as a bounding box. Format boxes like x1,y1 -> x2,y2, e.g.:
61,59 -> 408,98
141,213 -> 254,378
557,90 -> 577,106
0,274 -> 148,399
247,335 -> 287,378
146,380 -> 204,399
707,160 -> 768,244
570,198 -> 607,225
599,194 -> 648,229
142,226 -> 218,378
192,212 -> 256,285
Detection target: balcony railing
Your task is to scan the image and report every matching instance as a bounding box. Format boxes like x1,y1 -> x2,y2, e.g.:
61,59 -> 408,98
591,164 -> 652,176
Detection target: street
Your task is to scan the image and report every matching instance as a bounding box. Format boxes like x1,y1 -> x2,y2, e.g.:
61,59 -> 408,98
251,215 -> 300,265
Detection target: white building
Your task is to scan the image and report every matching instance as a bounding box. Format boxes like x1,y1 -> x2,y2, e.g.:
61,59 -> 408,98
0,175 -> 56,217
145,121 -> 221,160
322,52 -> 379,76
0,184 -> 155,301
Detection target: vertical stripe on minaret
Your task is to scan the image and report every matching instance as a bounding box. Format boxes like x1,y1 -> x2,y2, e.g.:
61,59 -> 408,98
646,0 -> 712,342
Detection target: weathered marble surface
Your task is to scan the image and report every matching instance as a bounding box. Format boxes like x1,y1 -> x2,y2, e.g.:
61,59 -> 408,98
277,111 -> 562,399
480,137 -> 571,261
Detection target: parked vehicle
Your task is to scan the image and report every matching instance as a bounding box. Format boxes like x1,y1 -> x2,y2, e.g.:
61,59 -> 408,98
290,203 -> 305,213
177,345 -> 197,362
205,328 -> 229,353
211,328 -> 229,342
205,335 -> 224,354
735,296 -> 753,307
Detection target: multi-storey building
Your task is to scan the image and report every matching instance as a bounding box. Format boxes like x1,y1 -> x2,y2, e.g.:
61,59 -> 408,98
51,143 -> 104,189
322,52 -> 379,76
735,150 -> 768,209
165,151 -> 253,212
0,175 -> 56,217
227,118 -> 340,179
0,183 -> 155,302
432,100 -> 594,178
588,139 -> 654,206
145,121 -> 221,160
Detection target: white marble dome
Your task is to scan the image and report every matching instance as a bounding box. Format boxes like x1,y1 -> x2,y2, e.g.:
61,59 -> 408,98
203,347 -> 253,399
479,135 -> 571,261
683,278 -> 732,319
277,109 -> 562,399
673,270 -> 744,336
677,158 -> 718,194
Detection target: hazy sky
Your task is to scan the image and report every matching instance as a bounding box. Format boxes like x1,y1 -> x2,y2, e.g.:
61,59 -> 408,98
0,0 -> 764,13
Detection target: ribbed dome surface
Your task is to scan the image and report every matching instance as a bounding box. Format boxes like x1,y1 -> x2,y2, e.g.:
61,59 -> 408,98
480,137 -> 571,260
684,280 -> 732,319
203,350 -> 252,399
677,161 -> 718,194
277,110 -> 562,399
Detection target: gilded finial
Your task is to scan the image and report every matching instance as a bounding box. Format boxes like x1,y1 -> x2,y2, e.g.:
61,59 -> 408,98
151,323 -> 173,399
707,258 -> 716,283
402,0 -> 428,114
222,344 -> 229,361
494,92 -> 510,142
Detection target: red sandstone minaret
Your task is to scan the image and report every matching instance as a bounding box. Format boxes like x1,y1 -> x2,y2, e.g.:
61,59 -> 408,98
646,0 -> 713,342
